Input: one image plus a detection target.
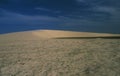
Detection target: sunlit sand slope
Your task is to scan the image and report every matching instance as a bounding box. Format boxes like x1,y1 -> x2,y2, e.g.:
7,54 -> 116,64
0,30 -> 120,39
33,30 -> 120,38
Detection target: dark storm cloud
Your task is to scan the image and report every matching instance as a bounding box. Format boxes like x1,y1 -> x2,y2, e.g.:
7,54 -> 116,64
0,9 -> 60,25
0,0 -> 8,3
0,0 -> 120,34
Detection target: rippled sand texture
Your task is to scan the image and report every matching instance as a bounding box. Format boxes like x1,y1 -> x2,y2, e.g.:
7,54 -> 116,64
0,30 -> 120,76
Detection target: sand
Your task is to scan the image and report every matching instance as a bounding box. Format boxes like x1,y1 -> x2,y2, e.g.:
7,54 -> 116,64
0,30 -> 120,76
1,30 -> 119,39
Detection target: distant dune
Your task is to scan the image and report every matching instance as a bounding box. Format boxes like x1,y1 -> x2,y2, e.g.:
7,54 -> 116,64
0,30 -> 120,39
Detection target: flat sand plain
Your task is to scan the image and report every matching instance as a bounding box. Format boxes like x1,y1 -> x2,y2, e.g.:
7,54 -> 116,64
0,30 -> 120,76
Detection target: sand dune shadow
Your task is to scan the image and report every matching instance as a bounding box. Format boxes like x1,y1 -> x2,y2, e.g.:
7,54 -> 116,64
54,36 -> 120,39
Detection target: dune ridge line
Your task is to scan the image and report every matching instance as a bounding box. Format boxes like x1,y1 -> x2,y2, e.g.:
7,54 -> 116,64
0,30 -> 120,39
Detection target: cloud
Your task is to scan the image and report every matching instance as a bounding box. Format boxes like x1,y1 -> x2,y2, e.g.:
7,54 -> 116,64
93,6 -> 119,14
35,7 -> 61,14
0,9 -> 60,25
76,0 -> 85,2
92,6 -> 120,22
35,7 -> 51,12
0,3 -> 120,34
0,0 -> 8,4
0,9 -> 102,30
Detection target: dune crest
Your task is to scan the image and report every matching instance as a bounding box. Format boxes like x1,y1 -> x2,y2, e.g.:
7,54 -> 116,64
0,30 -> 120,39
32,30 -> 120,38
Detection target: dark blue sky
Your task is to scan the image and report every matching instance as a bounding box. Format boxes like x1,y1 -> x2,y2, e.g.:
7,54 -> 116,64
0,0 -> 120,34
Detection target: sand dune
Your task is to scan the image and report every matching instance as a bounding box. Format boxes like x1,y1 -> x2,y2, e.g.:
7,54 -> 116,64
0,30 -> 120,76
32,30 -> 120,38
0,30 -> 120,39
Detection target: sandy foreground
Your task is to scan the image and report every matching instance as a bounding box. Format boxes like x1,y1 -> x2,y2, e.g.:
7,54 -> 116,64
0,30 -> 120,76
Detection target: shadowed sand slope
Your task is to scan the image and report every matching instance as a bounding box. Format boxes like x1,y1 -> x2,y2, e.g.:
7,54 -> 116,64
0,30 -> 120,39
